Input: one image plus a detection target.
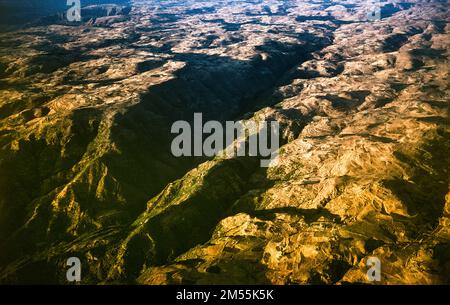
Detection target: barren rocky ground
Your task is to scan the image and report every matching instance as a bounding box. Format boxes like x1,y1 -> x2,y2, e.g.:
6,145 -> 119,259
0,0 -> 449,284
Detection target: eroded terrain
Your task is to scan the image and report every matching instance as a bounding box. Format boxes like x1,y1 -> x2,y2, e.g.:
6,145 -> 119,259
0,0 -> 449,284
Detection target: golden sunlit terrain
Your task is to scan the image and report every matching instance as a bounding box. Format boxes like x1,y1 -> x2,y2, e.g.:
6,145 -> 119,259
0,0 -> 448,284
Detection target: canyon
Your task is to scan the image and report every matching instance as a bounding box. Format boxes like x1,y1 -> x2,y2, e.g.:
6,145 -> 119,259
0,0 -> 448,284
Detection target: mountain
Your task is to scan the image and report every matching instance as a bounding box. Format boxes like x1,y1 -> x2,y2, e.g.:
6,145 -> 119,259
0,0 -> 448,284
0,0 -> 131,29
